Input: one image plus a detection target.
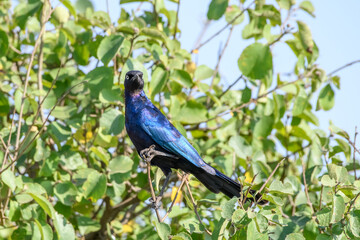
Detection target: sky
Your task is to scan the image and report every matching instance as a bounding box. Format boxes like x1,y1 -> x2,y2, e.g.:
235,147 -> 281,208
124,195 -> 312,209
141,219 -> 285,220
95,0 -> 360,146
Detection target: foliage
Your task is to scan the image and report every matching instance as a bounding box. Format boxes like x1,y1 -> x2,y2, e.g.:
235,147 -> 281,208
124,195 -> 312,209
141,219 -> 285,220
0,0 -> 359,239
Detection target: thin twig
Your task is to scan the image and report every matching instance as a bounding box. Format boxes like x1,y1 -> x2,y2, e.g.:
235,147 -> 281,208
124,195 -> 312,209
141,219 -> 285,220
173,0 -> 180,39
14,5 -> 53,156
327,59 -> 360,77
319,185 -> 323,211
242,173 -> 258,206
18,64 -> 64,152
0,136 -> 16,171
353,126 -> 358,179
202,69 -> 315,124
218,75 -> 244,99
257,158 -> 285,196
37,0 -> 50,123
1,107 -> 16,169
193,1 -> 254,52
0,81 -> 88,174
346,192 -> 360,215
301,157 -> 314,214
118,35 -> 138,85
184,179 -> 212,235
146,162 -> 162,222
268,27 -> 294,46
160,173 -> 188,222
207,26 -> 234,106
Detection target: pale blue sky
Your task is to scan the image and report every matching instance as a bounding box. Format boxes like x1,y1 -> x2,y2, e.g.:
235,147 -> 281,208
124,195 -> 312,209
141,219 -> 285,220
94,0 -> 360,145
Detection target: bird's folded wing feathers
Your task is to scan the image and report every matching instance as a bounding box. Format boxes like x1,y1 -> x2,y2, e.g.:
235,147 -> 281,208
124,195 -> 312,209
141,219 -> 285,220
140,110 -> 215,175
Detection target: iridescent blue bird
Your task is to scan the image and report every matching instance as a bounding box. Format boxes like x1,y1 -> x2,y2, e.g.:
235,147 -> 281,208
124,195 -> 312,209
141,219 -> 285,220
124,70 -> 264,204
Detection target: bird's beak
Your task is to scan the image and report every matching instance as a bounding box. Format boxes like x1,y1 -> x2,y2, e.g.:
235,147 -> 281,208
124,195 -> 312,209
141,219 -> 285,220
135,73 -> 142,80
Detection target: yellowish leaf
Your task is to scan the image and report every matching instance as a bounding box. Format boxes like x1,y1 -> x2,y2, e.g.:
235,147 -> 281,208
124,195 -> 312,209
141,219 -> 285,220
245,171 -> 253,183
171,186 -> 183,204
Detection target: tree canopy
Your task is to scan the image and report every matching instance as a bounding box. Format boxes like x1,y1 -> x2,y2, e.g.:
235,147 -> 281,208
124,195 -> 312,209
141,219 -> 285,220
0,0 -> 359,239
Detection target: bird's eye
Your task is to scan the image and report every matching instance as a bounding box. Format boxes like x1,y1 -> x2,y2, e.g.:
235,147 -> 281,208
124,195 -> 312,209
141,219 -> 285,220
125,75 -> 129,80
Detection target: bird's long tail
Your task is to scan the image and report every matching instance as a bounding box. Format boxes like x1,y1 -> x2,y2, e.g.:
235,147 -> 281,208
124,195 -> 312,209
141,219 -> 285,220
193,168 -> 267,205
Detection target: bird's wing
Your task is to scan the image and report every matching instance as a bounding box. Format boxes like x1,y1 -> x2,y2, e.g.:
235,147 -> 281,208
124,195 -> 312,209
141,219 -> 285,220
140,106 -> 215,175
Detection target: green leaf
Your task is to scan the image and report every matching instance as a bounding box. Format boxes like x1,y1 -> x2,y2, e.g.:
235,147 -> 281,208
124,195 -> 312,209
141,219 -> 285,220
268,179 -> 294,195
174,100 -> 207,124
0,30 -> 9,57
60,0 -> 77,19
225,5 -> 245,25
108,156 -> 133,174
34,139 -> 50,162
182,219 -> 205,234
207,0 -> 228,20
120,58 -> 149,84
14,1 -> 42,29
320,175 -> 336,187
238,43 -> 273,79
277,0 -> 294,10
54,182 -> 78,206
34,219 -> 53,240
27,193 -> 55,218
99,88 -> 122,104
317,84 -> 335,111
2,169 -> 16,191
316,207 -> 331,227
150,67 -> 168,98
221,198 -> 237,220
349,210 -> 360,237
211,218 -> 229,239
329,121 -> 350,139
331,195 -> 345,223
76,216 -> 101,235
53,212 -> 76,240
86,67 -> 114,97
140,27 -> 167,42
172,232 -> 192,240
327,164 -> 348,184
241,87 -> 252,103
155,221 -> 171,240
170,69 -> 193,88
83,172 -> 107,201
292,89 -> 308,116
297,21 -> 314,52
49,122 -> 71,142
61,151 -> 85,170
229,135 -> 252,159
285,233 -> 306,240
299,1 -> 315,17
97,35 -> 124,66
247,219 -> 268,239
100,108 -> 125,135
53,6 -> 69,24
75,0 -> 93,13
253,115 -> 274,139
51,106 -> 76,120
194,65 -> 213,81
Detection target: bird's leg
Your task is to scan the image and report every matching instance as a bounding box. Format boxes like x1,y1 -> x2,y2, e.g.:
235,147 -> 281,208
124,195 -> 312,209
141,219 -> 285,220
140,145 -> 157,163
150,171 -> 172,209
140,145 -> 179,163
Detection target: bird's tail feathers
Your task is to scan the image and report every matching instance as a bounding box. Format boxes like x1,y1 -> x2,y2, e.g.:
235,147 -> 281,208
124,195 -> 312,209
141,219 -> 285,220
192,168 -> 267,205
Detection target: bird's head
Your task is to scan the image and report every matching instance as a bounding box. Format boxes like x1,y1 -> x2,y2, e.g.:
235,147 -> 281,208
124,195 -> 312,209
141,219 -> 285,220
124,70 -> 144,94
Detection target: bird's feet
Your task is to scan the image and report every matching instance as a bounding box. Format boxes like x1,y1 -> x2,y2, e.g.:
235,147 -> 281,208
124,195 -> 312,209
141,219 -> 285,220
140,145 -> 157,163
149,196 -> 163,210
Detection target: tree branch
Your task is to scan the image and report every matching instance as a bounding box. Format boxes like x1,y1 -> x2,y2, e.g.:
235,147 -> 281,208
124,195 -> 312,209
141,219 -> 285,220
327,59 -> 360,77
192,1 -> 254,52
184,178 -> 212,236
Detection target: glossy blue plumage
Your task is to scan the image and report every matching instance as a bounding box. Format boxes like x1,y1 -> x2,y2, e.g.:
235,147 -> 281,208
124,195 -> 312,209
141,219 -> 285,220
124,70 -> 265,202
125,90 -> 215,175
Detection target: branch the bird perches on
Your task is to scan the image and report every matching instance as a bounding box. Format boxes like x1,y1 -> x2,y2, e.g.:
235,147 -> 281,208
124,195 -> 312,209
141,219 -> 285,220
141,145 -> 212,235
